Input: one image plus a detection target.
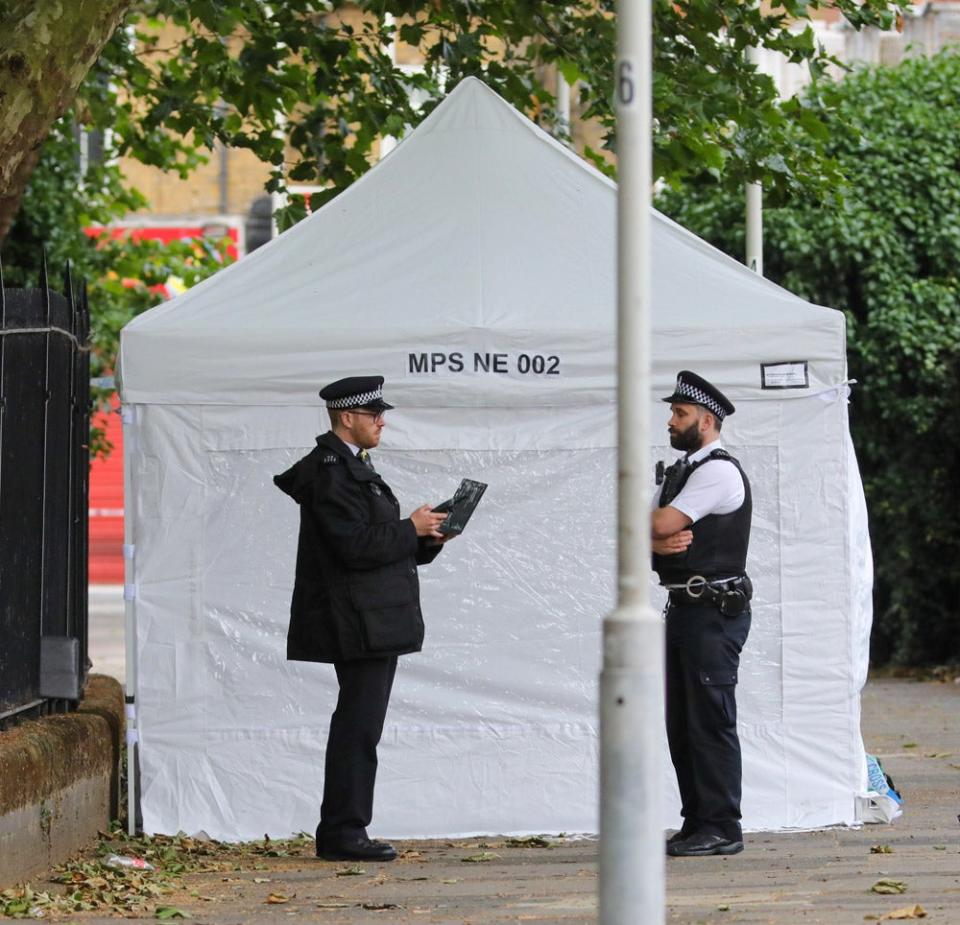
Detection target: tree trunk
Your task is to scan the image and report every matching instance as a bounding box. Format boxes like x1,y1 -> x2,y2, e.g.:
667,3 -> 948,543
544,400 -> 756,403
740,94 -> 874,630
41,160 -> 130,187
0,0 -> 132,244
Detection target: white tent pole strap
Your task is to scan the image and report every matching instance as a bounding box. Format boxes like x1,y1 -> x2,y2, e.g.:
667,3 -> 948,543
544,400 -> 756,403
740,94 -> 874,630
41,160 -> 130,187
122,404 -> 140,836
600,2 -> 664,924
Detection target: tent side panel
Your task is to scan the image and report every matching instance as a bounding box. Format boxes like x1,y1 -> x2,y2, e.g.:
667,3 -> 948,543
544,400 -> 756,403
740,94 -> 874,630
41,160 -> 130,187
775,391 -> 863,827
130,396 -> 866,837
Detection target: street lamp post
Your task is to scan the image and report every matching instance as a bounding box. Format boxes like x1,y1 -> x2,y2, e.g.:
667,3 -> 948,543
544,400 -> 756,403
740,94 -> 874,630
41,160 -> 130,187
599,2 -> 664,924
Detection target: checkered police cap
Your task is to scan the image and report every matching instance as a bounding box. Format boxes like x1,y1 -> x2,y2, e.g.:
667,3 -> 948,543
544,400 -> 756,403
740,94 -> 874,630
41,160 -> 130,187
662,370 -> 735,421
319,375 -> 394,412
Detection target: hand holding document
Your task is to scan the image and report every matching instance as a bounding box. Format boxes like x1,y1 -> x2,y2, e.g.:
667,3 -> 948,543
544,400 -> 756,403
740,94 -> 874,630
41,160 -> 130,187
433,479 -> 487,535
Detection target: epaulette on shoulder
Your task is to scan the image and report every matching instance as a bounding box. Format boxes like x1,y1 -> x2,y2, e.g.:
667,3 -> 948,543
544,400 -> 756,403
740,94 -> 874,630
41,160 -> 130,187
321,453 -> 340,465
708,448 -> 731,460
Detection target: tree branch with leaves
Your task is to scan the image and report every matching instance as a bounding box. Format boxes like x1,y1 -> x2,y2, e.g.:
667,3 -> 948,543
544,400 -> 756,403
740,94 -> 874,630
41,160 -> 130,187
2,1 -> 907,244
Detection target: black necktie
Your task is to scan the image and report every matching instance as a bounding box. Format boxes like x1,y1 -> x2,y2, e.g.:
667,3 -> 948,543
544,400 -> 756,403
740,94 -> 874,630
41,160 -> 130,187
358,449 -> 375,471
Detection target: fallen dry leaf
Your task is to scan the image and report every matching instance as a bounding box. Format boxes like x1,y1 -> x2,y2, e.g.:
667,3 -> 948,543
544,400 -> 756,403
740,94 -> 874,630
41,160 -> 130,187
871,879 -> 907,894
881,905 -> 927,920
462,852 -> 500,863
506,836 -> 551,848
870,845 -> 893,854
265,893 -> 290,904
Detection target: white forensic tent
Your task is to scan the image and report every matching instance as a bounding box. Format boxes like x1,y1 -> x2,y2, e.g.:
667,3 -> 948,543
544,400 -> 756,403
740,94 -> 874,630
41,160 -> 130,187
119,77 -> 873,840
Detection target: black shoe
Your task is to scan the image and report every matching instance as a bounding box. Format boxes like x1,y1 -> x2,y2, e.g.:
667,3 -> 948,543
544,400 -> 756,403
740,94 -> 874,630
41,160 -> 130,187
668,832 -> 743,857
317,832 -> 397,862
665,829 -> 695,853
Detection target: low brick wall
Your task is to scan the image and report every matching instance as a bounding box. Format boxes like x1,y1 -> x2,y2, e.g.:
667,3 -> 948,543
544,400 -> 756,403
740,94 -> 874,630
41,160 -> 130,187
0,675 -> 124,887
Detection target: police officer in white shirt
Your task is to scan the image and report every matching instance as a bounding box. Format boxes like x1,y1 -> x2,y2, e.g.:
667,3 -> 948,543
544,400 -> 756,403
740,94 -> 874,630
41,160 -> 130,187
651,371 -> 753,858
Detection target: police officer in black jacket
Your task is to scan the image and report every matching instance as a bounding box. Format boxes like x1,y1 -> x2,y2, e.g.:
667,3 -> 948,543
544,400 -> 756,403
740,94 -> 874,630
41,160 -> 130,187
274,376 -> 451,862
651,371 -> 753,858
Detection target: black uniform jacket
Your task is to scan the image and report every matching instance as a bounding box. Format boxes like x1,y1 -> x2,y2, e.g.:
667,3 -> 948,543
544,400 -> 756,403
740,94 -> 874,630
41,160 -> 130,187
274,432 -> 442,663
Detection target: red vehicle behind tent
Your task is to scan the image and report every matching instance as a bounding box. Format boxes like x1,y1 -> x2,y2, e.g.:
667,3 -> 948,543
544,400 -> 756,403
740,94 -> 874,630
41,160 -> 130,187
89,403 -> 124,584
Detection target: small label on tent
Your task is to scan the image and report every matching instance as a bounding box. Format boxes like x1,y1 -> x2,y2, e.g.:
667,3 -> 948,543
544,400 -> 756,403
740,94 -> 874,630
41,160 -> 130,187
761,361 -> 809,390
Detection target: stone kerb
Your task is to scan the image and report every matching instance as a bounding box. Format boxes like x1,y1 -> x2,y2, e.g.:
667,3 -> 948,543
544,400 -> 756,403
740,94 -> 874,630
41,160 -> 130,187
0,675 -> 124,887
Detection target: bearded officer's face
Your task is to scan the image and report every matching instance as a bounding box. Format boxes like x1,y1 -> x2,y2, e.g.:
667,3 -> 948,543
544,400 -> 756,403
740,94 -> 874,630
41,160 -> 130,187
668,403 -> 706,453
342,408 -> 386,449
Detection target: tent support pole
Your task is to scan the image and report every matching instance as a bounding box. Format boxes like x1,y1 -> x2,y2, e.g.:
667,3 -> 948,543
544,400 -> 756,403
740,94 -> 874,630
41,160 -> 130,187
600,3 -> 664,925
122,405 -> 140,836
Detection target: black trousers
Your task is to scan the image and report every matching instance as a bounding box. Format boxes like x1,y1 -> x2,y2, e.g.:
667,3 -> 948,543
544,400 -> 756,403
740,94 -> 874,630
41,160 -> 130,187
318,656 -> 398,839
665,600 -> 751,841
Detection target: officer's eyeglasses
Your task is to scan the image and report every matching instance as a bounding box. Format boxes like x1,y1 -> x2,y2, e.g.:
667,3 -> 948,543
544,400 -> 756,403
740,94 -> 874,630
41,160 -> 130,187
350,410 -> 386,423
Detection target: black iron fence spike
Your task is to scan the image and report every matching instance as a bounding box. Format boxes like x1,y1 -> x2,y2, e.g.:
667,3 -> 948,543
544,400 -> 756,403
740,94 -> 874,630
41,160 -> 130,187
40,248 -> 51,323
81,280 -> 90,340
64,261 -> 77,336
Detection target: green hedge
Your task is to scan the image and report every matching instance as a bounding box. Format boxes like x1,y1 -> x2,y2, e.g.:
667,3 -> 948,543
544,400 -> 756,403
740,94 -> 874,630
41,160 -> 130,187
658,51 -> 960,666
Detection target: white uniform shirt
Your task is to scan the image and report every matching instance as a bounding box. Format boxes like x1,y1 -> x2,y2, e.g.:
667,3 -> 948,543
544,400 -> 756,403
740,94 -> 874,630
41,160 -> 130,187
653,438 -> 745,523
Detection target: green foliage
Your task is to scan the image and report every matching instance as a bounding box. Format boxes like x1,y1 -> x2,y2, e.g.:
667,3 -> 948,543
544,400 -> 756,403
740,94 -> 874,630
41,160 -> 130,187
4,117 -> 231,456
79,1 -> 905,215
3,117 -> 146,288
657,51 -> 960,666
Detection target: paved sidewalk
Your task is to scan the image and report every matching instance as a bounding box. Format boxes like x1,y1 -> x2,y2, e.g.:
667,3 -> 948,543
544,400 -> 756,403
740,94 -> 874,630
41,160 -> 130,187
27,678 -> 960,924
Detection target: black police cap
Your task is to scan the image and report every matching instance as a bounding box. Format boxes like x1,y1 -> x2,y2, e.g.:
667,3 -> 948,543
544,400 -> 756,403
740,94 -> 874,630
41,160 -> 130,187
661,370 -> 735,421
319,375 -> 394,412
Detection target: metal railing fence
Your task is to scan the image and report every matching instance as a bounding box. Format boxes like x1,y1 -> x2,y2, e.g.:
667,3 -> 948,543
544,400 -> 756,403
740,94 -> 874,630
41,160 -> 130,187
0,256 -> 90,727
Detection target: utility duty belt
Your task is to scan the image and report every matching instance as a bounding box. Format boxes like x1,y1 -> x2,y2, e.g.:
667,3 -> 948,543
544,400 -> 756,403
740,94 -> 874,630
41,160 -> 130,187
664,575 -> 753,616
